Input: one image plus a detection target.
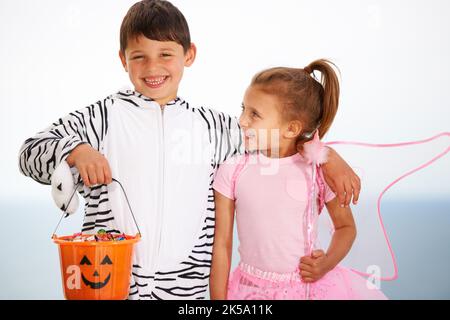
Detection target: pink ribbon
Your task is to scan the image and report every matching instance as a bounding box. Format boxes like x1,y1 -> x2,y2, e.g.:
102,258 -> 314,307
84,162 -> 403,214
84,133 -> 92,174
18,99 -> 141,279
325,132 -> 450,281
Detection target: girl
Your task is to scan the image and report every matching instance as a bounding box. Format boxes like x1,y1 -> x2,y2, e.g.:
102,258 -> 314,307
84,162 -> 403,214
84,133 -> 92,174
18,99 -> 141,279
210,59 -> 387,300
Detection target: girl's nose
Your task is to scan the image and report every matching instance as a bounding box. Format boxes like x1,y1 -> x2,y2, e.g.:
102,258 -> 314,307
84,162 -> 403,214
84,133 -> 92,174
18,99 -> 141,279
239,115 -> 248,128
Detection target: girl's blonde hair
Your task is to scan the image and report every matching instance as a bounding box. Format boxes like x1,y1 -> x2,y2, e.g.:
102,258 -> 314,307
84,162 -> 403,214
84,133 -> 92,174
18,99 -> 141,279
251,59 -> 340,148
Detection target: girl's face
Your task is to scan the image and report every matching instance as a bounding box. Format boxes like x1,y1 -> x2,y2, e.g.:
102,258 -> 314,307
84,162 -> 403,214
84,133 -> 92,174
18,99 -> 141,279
239,86 -> 298,156
119,35 -> 196,106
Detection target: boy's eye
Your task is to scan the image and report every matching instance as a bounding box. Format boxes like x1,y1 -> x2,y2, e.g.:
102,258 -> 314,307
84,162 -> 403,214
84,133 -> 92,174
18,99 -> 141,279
131,56 -> 144,60
161,53 -> 172,58
252,112 -> 260,118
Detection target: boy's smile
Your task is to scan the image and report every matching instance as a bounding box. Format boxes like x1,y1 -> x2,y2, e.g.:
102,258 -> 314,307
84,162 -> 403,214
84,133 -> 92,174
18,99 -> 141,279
144,76 -> 169,89
119,35 -> 196,107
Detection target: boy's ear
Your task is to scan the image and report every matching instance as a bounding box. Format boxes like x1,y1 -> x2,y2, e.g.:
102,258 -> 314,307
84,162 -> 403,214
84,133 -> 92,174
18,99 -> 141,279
184,43 -> 197,67
119,50 -> 128,72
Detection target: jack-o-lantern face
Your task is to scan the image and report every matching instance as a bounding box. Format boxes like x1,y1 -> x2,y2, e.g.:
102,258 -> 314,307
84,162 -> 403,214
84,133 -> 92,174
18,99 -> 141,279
80,254 -> 112,289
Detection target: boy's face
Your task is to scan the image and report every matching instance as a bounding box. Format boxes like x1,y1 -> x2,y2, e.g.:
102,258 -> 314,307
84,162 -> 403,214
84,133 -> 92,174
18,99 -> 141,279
119,35 -> 196,106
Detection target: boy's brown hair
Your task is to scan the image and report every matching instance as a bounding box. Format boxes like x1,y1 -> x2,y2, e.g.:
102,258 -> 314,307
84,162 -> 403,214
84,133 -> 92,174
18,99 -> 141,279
120,0 -> 191,53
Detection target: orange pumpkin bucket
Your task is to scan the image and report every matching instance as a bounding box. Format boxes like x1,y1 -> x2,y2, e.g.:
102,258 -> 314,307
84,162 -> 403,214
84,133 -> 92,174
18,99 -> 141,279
52,179 -> 141,300
52,233 -> 140,300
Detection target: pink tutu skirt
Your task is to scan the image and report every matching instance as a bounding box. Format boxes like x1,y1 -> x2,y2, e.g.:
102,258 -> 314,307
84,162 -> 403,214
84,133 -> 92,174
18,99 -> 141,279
227,262 -> 388,300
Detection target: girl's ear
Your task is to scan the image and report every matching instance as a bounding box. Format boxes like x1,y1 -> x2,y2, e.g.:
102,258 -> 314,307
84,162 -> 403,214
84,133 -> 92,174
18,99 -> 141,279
184,43 -> 197,67
119,50 -> 128,72
284,120 -> 303,139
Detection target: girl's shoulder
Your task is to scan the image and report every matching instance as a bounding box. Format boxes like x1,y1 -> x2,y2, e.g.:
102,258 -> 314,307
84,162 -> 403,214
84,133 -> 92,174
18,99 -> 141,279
215,154 -> 248,184
214,154 -> 249,200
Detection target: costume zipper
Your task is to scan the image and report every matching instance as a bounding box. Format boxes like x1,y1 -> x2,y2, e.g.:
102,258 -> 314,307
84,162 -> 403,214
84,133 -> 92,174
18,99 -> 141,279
154,105 -> 165,275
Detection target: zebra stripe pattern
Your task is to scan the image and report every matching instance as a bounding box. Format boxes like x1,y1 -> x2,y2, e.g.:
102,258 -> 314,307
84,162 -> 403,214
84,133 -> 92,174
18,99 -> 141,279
19,90 -> 243,299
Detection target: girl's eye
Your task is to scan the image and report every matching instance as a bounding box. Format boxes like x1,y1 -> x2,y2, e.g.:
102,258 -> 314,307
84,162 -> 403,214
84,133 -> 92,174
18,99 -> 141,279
241,104 -> 259,118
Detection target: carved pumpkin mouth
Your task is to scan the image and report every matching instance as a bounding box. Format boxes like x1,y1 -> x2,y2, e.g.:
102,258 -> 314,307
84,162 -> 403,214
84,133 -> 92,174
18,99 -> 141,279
79,254 -> 113,289
81,272 -> 111,289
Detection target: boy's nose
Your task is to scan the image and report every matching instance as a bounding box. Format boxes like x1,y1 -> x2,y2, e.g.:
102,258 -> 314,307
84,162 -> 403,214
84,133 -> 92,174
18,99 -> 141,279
145,58 -> 160,71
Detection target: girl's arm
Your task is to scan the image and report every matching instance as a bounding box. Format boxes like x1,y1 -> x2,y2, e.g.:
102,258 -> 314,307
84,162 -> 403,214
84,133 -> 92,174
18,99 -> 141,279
210,190 -> 235,300
323,197 -> 357,269
299,197 -> 356,282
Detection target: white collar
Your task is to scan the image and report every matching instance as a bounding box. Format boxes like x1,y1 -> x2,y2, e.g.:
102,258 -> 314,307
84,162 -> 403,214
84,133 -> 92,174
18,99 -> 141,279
114,88 -> 185,110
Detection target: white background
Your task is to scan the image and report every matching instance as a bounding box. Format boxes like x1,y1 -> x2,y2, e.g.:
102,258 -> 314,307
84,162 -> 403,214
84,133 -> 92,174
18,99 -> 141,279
1,0 -> 450,200
0,0 -> 449,299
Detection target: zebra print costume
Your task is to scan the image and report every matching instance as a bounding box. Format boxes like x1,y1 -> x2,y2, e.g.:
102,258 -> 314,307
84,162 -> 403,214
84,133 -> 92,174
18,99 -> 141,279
19,89 -> 243,300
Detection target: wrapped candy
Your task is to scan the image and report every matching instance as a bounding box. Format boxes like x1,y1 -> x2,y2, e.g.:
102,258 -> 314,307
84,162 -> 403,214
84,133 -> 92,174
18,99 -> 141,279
64,229 -> 129,242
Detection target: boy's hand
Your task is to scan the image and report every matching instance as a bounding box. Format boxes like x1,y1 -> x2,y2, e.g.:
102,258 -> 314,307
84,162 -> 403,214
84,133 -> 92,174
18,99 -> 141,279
299,250 -> 331,283
322,147 -> 361,207
66,144 -> 112,187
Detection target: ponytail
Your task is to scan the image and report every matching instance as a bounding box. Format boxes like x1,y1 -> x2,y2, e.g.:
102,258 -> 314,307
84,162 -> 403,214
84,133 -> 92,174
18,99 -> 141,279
303,59 -> 340,139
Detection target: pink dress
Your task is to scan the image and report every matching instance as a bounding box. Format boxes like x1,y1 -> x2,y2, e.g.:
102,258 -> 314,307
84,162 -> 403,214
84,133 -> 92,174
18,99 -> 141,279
213,152 -> 387,300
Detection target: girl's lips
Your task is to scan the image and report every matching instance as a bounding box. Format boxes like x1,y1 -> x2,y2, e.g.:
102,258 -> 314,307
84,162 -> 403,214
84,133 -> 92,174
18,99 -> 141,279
244,130 -> 256,139
143,76 -> 169,89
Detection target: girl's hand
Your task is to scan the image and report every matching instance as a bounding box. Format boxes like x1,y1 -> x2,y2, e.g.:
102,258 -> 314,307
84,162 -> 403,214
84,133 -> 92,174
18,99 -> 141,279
299,250 -> 332,283
66,143 -> 112,187
321,147 -> 361,207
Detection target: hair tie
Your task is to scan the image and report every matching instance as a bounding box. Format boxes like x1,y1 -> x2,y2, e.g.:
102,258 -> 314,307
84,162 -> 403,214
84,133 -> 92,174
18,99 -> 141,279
304,66 -> 312,74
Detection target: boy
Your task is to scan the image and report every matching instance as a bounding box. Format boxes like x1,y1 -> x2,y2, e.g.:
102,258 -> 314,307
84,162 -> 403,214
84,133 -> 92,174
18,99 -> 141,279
18,0 -> 360,300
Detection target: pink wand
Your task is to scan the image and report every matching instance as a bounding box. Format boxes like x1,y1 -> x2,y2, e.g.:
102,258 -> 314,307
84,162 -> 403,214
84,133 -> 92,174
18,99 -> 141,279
302,131 -> 329,300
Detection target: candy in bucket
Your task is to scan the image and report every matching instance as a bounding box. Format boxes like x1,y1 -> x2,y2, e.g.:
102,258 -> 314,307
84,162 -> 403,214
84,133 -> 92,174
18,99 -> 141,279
52,178 -> 141,300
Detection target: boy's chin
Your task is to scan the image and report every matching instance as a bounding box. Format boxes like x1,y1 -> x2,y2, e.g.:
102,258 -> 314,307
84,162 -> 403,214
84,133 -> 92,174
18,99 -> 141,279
134,88 -> 177,105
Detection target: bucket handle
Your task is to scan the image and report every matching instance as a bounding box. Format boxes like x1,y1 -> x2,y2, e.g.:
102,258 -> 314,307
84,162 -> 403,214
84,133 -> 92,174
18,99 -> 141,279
52,178 -> 142,239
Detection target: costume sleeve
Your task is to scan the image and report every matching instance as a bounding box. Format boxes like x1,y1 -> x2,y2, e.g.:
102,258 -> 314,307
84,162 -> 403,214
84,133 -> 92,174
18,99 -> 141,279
18,97 -> 112,185
219,113 -> 244,162
201,108 -> 243,167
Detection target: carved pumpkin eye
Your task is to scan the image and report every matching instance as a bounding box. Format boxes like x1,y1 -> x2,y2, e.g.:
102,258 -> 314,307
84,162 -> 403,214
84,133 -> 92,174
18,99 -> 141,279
80,255 -> 92,265
101,255 -> 112,265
